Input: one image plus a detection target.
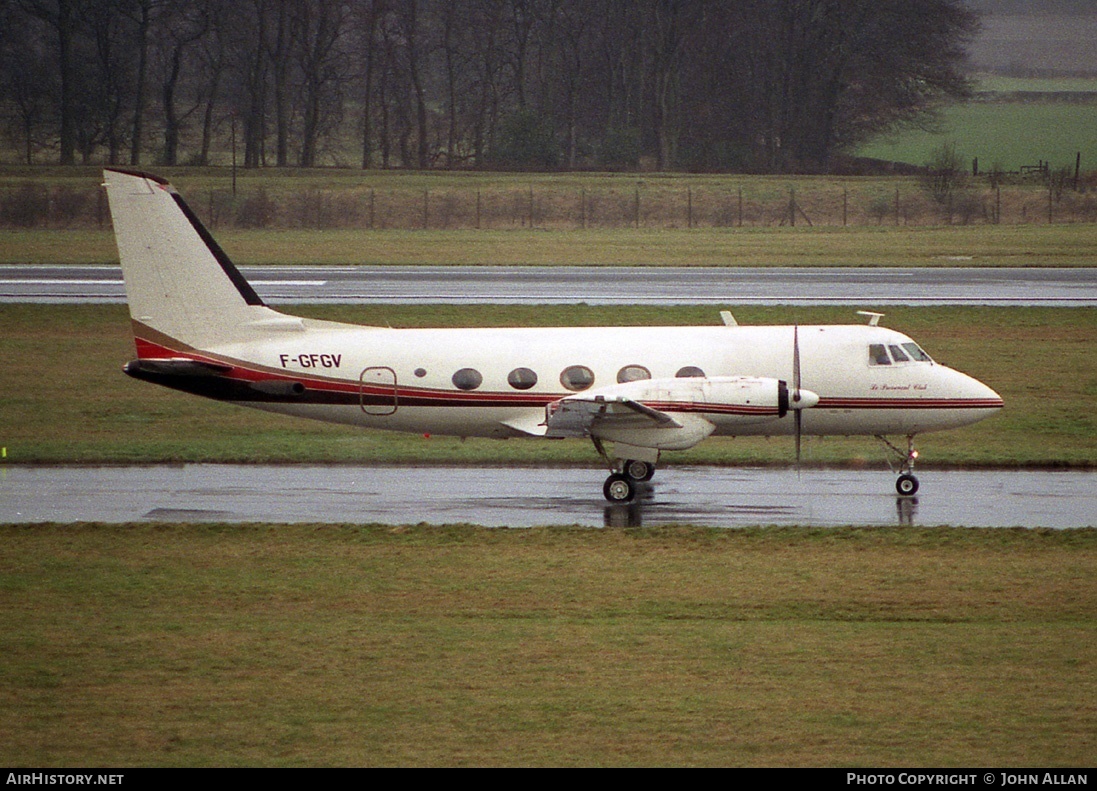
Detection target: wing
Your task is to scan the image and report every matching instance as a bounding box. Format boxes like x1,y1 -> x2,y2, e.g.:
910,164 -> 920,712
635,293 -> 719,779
546,391 -> 715,452
542,375 -> 815,452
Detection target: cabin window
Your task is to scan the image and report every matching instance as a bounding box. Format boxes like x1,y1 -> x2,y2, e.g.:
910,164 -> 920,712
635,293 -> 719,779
617,365 -> 651,383
452,368 -> 483,390
869,344 -> 891,366
560,365 -> 595,391
507,367 -> 538,390
675,366 -> 705,378
902,343 -> 933,362
414,368 -> 427,378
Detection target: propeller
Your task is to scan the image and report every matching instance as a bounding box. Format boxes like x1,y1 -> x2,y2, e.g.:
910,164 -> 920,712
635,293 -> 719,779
793,324 -> 802,469
778,325 -> 818,473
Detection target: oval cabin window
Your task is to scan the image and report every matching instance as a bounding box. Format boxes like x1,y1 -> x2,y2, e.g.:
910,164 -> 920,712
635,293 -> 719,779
560,365 -> 595,391
452,368 -> 483,390
507,367 -> 538,390
617,365 -> 651,383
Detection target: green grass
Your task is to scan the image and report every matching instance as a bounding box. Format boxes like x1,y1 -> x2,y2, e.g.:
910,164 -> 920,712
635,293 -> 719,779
859,102 -> 1097,173
0,304 -> 1093,468
0,524 -> 1092,766
974,74 -> 1097,94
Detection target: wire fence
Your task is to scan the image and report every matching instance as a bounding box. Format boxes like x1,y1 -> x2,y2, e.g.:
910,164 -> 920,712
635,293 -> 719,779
3,179 -> 1096,230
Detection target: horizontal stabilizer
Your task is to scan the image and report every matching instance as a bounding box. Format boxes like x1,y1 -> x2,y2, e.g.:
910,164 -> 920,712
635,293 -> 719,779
123,358 -> 232,377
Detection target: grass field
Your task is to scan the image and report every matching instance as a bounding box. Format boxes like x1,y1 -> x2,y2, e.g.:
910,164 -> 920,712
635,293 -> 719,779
858,102 -> 1097,175
0,524 -> 1092,767
0,304 -> 1093,468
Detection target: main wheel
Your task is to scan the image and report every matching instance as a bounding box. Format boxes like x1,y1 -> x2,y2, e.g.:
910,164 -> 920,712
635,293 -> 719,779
624,459 -> 655,482
603,473 -> 636,503
896,473 -> 919,496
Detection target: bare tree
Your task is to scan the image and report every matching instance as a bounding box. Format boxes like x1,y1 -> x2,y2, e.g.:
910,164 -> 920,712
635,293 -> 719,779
1,5 -> 56,163
295,0 -> 350,166
18,0 -> 81,164
155,0 -> 213,165
351,0 -> 382,169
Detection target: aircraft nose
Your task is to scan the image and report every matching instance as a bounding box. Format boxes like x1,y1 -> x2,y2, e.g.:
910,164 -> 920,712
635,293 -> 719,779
969,375 -> 1004,409
948,368 -> 1004,414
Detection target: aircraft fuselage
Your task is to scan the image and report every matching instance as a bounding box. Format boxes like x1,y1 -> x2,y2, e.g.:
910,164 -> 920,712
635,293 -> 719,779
128,320 -> 1002,441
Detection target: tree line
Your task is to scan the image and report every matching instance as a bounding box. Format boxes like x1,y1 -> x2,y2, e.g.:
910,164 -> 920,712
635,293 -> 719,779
1,0 -> 979,173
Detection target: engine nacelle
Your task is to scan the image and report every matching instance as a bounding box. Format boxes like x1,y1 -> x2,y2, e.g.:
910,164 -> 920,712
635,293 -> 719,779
595,375 -> 815,424
545,376 -> 818,451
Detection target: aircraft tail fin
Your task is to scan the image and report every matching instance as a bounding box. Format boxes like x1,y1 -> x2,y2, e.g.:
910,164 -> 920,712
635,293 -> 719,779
103,168 -> 290,353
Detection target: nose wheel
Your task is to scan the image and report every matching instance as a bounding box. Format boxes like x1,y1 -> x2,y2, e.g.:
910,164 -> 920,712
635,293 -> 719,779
878,435 -> 920,497
896,473 -> 919,496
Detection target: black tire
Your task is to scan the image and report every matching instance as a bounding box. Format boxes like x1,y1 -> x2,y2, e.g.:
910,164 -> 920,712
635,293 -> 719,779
624,459 -> 655,482
603,473 -> 636,503
896,473 -> 919,496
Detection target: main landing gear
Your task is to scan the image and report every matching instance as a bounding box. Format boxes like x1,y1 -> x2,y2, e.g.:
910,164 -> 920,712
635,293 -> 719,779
878,435 -> 920,496
595,439 -> 656,503
602,461 -> 655,503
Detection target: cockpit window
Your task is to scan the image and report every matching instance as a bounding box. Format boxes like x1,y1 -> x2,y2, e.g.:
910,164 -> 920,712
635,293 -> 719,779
901,343 -> 933,362
870,342 -> 933,366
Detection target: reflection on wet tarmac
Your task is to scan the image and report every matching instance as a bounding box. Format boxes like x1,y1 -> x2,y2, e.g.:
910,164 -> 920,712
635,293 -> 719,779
1,465 -> 1093,529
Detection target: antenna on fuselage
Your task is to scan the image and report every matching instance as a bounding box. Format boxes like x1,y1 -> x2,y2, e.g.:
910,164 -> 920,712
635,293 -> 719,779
857,311 -> 885,326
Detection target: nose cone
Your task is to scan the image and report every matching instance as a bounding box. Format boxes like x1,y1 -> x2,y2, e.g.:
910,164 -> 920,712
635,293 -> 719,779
964,372 -> 1004,410
945,368 -> 1004,429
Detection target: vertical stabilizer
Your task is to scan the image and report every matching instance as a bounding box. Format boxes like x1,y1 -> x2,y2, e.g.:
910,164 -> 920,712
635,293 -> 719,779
104,168 -> 287,351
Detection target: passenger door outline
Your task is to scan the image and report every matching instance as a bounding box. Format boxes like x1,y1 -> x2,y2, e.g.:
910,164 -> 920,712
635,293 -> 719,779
360,366 -> 398,415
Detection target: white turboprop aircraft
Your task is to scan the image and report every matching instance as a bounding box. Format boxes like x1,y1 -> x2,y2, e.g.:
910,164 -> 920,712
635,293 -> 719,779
103,168 -> 1003,502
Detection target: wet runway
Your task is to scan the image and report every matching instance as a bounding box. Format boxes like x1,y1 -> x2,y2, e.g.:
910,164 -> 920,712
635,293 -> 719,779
1,465 -> 1094,528
2,265 -> 1094,305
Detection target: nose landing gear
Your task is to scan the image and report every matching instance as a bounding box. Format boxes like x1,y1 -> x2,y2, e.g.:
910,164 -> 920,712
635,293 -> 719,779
878,435 -> 920,496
